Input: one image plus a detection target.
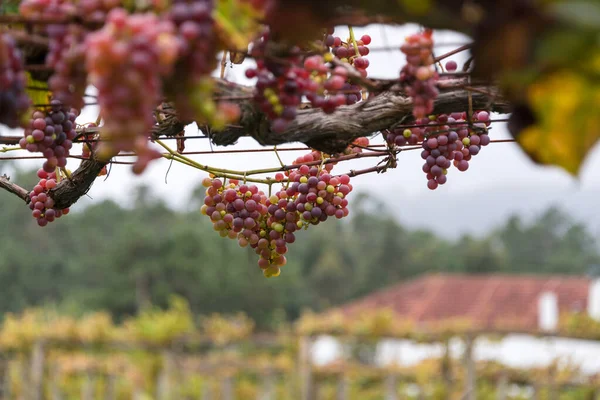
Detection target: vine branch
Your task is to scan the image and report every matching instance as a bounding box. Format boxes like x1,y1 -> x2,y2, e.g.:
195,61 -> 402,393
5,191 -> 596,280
0,175 -> 30,203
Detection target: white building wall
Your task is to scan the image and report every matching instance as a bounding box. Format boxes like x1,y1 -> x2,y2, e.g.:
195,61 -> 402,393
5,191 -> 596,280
311,334 -> 600,375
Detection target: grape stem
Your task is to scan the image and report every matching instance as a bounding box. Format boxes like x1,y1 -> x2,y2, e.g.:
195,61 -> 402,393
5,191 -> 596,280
347,26 -> 361,57
433,44 -> 473,63
0,146 -> 21,153
273,146 -> 284,168
156,139 -> 389,178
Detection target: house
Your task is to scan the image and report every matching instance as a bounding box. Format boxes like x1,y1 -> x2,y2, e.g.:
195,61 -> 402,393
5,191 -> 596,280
311,273 -> 600,374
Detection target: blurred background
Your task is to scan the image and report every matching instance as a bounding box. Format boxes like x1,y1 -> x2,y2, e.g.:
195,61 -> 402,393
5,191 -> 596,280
1,24 -> 600,400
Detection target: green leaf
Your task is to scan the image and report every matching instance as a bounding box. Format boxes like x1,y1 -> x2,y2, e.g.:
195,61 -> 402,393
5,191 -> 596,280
0,0 -> 20,15
550,1 -> 600,29
214,0 -> 262,50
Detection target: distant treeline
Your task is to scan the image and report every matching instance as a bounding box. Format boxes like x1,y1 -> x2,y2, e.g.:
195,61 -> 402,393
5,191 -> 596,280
1,169 -> 598,328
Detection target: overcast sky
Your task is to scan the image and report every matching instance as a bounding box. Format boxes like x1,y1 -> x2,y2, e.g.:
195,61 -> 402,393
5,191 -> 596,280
2,25 -> 599,238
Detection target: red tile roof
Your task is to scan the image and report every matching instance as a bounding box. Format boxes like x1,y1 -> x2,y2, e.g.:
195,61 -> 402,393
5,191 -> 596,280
336,274 -> 591,331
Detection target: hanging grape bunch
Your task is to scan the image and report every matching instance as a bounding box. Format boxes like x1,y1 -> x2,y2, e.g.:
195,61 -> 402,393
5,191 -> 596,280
245,29 -> 372,132
0,34 -> 31,128
28,169 -> 70,227
400,29 -> 439,119
20,100 -> 78,173
200,146 -> 353,277
85,8 -> 178,173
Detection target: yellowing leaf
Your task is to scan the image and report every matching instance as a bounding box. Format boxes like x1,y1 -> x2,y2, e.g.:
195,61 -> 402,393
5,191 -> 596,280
25,72 -> 51,108
398,0 -> 432,15
214,0 -> 263,51
518,71 -> 600,175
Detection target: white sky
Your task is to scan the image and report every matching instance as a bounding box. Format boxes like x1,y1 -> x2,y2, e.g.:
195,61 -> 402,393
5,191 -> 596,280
2,25 -> 599,237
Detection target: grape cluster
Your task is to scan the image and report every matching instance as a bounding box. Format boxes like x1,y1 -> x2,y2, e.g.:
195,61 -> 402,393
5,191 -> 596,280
400,29 -> 439,119
19,0 -> 77,20
328,33 -> 371,77
20,101 -> 77,173
245,30 -> 372,132
166,0 -> 234,124
200,152 -> 353,277
419,111 -> 491,190
246,31 -> 314,133
385,115 -> 429,147
28,169 -> 70,227
283,165 -> 351,223
201,178 -> 287,277
86,8 -> 178,174
77,0 -> 123,22
46,24 -> 87,110
0,34 -> 31,128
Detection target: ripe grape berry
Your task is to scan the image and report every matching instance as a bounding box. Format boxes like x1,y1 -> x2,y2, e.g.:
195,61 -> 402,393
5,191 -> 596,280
29,169 -> 70,227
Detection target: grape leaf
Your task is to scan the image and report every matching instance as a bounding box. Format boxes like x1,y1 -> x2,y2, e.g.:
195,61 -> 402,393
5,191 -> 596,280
0,0 -> 20,14
517,71 -> 600,176
25,73 -> 52,108
550,0 -> 600,30
214,0 -> 262,51
398,0 -> 432,15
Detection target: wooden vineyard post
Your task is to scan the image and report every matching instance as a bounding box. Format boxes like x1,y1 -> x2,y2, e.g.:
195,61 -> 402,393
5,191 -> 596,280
496,372 -> 508,400
257,373 -> 275,400
441,338 -> 452,395
384,374 -> 398,400
156,350 -> 175,400
81,371 -> 96,400
49,366 -> 63,400
0,358 -> 10,399
336,373 -> 348,400
463,335 -> 476,400
417,385 -> 425,400
200,379 -> 213,400
298,336 -> 312,400
29,340 -> 45,400
221,375 -> 234,400
105,375 -> 117,400
531,384 -> 539,400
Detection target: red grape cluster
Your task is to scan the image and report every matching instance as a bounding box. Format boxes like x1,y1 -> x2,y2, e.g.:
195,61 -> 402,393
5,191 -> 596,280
201,178 -> 287,277
400,29 -> 439,119
246,31 -> 314,133
283,165 -> 351,223
419,111 -> 491,190
28,169 -> 70,227
200,151 -> 353,277
85,8 -> 178,174
46,24 -> 87,110
328,33 -> 371,77
245,30 -> 372,133
20,101 -> 77,173
165,0 -> 230,123
0,34 -> 31,129
77,0 -> 123,22
19,0 -> 77,19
